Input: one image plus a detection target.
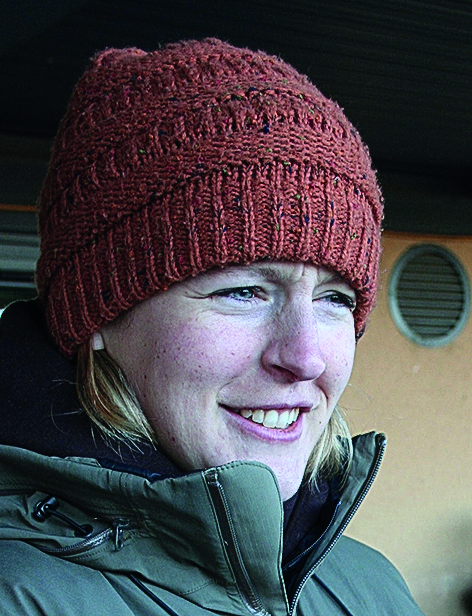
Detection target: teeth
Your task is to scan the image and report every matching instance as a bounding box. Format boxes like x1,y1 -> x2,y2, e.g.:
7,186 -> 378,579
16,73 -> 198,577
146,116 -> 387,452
238,408 -> 300,429
252,410 -> 264,424
276,410 -> 290,429
263,410 -> 279,428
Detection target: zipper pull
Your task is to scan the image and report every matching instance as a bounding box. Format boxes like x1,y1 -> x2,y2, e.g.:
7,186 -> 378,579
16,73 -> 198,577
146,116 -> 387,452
112,518 -> 131,551
204,468 -> 219,486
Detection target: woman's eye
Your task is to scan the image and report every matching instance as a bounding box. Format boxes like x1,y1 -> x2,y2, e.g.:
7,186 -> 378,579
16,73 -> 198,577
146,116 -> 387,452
213,286 -> 262,303
323,292 -> 356,311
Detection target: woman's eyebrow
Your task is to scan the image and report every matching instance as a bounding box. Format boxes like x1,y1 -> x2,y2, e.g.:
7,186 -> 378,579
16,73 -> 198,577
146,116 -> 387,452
201,265 -> 350,286
211,265 -> 293,283
199,265 -> 283,282
239,265 -> 349,286
244,265 -> 292,282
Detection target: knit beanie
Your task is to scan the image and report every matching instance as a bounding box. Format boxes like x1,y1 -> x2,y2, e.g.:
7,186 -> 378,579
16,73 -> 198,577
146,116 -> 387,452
36,38 -> 383,357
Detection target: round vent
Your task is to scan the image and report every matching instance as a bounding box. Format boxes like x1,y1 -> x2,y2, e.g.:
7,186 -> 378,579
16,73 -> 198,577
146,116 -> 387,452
389,244 -> 470,347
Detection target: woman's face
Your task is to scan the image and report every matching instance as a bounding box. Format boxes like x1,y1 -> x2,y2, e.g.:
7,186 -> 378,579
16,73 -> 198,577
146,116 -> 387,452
100,262 -> 356,500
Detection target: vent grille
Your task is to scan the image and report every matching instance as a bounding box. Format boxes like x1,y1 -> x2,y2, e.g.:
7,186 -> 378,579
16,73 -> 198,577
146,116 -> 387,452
389,245 -> 470,347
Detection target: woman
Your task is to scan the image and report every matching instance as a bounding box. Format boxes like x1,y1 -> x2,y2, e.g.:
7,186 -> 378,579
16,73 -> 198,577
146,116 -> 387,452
0,38 -> 424,614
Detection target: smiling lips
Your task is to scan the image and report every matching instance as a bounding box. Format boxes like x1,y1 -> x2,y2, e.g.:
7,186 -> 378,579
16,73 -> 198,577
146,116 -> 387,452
237,408 -> 300,430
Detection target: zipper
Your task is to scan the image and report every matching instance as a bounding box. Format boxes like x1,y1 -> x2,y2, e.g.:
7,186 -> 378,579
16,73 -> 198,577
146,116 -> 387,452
37,518 -> 131,556
283,501 -> 341,573
204,469 -> 271,616
288,433 -> 387,615
34,518 -> 131,557
1,489 -> 132,555
38,526 -> 115,556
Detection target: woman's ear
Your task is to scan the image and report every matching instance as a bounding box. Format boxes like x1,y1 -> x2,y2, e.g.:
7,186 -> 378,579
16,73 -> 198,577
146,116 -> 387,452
91,331 -> 105,351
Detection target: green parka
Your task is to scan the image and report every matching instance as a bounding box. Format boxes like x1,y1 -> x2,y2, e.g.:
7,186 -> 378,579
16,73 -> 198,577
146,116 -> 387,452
0,432 -> 424,616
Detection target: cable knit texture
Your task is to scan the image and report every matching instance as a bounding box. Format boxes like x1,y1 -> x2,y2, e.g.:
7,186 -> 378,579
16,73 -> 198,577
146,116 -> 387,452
36,38 -> 383,356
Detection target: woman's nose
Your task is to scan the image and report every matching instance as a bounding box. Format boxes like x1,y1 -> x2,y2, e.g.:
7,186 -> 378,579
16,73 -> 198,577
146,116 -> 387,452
261,302 -> 326,383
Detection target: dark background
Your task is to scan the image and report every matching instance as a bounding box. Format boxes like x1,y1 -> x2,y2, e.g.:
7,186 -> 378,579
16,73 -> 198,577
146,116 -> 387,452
1,0 -> 471,234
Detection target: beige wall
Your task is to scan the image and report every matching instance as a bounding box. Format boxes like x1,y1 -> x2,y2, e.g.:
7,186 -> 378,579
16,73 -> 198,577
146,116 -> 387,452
340,232 -> 472,616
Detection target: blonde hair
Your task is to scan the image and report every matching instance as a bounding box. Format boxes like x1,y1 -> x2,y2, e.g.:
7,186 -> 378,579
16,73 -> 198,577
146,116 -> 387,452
77,342 -> 156,444
77,341 -> 352,483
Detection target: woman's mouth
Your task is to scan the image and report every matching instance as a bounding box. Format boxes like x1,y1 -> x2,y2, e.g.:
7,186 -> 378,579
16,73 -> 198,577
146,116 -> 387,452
235,408 -> 300,429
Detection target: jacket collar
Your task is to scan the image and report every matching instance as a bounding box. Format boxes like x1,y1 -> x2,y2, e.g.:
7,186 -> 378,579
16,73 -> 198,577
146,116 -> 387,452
0,432 -> 385,616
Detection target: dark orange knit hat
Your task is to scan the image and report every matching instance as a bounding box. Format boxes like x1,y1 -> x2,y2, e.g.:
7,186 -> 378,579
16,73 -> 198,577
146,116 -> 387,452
36,38 -> 383,357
